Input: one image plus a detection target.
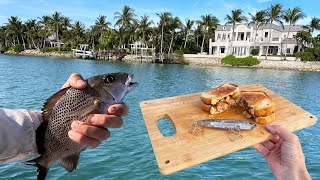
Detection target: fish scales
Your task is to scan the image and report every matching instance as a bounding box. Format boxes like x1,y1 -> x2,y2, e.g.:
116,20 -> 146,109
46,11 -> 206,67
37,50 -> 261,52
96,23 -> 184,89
24,73 -> 138,180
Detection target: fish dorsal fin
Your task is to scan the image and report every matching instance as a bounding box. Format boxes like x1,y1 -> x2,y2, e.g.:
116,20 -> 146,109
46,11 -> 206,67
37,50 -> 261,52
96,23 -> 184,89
69,99 -> 102,117
42,87 -> 70,122
58,154 -> 80,172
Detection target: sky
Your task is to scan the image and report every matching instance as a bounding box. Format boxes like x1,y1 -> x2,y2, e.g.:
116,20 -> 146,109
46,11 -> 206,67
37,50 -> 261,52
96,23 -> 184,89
1,0 -> 320,34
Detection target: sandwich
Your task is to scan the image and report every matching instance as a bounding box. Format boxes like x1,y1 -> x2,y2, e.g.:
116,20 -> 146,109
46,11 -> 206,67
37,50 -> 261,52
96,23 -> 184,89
200,83 -> 276,124
200,83 -> 240,114
239,91 -> 275,124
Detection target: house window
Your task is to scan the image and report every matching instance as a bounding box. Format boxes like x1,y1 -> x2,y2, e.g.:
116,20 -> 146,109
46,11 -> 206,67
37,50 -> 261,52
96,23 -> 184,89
293,35 -> 296,38
223,26 -> 226,30
265,32 -> 268,38
284,35 -> 287,38
222,33 -> 226,40
287,48 -> 291,54
227,33 -> 230,39
220,46 -> 225,53
217,33 -> 221,39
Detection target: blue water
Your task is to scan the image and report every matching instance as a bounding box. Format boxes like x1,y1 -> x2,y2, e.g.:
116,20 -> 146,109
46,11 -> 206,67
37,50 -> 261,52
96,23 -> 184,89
0,54 -> 319,179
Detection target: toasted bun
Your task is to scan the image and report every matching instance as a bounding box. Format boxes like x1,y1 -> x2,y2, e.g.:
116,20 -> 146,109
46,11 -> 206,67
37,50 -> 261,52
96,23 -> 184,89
201,104 -> 212,112
240,91 -> 275,117
200,83 -> 239,105
255,112 -> 276,124
200,84 -> 276,124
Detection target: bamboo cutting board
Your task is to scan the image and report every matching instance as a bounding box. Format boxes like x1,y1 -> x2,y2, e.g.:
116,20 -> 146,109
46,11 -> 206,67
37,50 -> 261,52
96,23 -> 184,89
139,84 -> 317,175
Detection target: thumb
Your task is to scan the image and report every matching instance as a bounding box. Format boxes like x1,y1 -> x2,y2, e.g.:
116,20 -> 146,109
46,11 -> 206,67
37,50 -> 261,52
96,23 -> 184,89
265,124 -> 295,143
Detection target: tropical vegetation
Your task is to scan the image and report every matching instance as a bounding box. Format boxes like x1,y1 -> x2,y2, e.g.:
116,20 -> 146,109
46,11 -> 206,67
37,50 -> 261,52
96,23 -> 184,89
0,4 -> 320,61
221,55 -> 260,66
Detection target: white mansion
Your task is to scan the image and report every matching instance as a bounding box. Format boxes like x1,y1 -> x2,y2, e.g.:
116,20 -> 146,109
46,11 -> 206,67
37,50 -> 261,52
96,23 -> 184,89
209,23 -> 307,57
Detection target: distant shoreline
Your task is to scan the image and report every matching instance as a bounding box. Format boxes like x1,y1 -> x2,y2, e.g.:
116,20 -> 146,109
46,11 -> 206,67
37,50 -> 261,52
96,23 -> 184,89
2,50 -> 320,72
184,56 -> 320,72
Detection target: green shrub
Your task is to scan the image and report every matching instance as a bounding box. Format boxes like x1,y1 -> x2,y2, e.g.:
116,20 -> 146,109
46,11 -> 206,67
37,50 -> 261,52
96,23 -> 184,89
294,51 -> 315,61
182,41 -> 200,54
41,46 -> 71,52
221,55 -> 260,66
250,49 -> 259,56
306,47 -> 320,58
174,50 -> 189,65
9,44 -> 24,52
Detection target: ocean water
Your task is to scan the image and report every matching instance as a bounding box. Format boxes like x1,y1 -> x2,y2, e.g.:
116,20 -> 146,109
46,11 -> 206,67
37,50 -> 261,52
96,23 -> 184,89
0,54 -> 319,179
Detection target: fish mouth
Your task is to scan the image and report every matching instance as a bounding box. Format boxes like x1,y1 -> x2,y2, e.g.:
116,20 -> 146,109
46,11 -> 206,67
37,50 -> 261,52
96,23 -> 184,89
125,74 -> 139,87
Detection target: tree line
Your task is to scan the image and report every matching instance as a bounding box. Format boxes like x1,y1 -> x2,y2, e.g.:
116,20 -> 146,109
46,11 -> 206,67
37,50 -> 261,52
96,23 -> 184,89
0,4 -> 319,55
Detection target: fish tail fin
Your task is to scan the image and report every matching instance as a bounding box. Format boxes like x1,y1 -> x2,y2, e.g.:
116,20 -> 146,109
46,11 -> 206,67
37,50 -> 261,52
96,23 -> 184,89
23,157 -> 49,180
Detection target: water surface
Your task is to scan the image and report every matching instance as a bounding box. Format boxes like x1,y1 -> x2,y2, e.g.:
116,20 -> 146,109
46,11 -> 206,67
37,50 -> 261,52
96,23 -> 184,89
0,54 -> 319,179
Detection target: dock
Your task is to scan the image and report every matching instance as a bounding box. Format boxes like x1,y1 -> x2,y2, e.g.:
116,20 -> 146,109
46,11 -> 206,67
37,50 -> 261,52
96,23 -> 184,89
96,50 -> 127,60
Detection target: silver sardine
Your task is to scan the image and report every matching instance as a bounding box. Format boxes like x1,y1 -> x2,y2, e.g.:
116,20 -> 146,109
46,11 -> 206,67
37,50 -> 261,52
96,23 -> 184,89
196,119 -> 256,130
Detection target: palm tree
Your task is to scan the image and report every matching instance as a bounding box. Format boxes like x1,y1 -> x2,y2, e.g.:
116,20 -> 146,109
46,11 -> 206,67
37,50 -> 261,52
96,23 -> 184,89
304,17 -> 320,34
194,22 -> 202,47
265,4 -> 283,56
282,7 -> 305,58
296,31 -> 312,51
149,27 -> 158,49
137,15 -> 154,47
50,12 -> 64,48
25,19 -> 39,49
0,26 -> 8,47
167,16 -> 181,55
198,14 -> 219,54
225,9 -> 248,55
87,25 -> 99,49
127,21 -> 139,47
114,5 -> 137,48
156,12 -> 172,61
182,19 -> 194,49
38,15 -> 51,48
248,10 -> 267,51
95,15 -> 111,45
6,16 -> 21,46
72,21 -> 86,45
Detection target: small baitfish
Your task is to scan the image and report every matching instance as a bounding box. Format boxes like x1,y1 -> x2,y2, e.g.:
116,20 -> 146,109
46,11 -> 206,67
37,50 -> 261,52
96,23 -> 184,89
196,119 -> 256,130
24,73 -> 138,180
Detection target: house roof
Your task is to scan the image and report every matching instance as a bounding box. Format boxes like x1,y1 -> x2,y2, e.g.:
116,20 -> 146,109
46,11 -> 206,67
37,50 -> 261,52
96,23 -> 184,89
216,23 -> 305,32
282,38 -> 297,44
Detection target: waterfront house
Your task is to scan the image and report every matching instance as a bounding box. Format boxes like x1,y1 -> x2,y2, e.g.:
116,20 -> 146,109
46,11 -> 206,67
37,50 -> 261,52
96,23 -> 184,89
209,23 -> 308,57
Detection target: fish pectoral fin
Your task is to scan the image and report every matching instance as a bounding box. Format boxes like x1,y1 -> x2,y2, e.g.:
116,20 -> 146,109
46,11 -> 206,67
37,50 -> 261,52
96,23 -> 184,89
58,154 -> 80,172
69,99 -> 102,117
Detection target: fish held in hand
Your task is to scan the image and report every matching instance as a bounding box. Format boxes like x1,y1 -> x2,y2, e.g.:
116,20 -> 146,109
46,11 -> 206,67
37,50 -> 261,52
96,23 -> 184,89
24,73 -> 138,180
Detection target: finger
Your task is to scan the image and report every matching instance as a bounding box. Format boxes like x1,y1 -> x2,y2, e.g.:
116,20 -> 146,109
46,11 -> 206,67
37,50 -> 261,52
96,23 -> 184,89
253,144 -> 270,157
265,124 -> 297,143
68,130 -> 101,148
108,103 -> 128,116
61,73 -> 87,89
261,140 -> 276,151
87,114 -> 123,128
270,135 -> 281,144
71,121 -> 110,141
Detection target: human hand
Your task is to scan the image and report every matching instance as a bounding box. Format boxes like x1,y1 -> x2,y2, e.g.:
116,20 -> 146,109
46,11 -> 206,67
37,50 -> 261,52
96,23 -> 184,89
62,73 -> 128,148
253,125 -> 311,180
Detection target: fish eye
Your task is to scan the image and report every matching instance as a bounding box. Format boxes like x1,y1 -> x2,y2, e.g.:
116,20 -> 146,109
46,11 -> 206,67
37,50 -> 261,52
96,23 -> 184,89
103,75 -> 114,84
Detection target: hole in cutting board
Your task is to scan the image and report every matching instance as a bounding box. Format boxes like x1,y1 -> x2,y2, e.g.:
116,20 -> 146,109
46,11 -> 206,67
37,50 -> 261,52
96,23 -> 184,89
156,115 -> 176,137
